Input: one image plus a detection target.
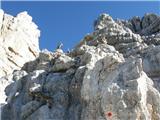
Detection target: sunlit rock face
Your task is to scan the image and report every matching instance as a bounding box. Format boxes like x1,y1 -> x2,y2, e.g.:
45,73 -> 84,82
0,9 -> 40,78
0,10 -> 160,120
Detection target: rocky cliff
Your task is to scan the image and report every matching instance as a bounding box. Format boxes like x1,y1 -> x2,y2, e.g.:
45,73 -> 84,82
0,10 -> 160,120
0,10 -> 40,105
0,9 -> 40,78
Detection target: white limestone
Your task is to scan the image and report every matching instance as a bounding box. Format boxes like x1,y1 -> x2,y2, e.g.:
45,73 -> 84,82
0,10 -> 160,120
0,9 -> 40,78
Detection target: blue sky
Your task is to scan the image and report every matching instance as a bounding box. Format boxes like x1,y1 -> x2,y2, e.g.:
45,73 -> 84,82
1,1 -> 160,51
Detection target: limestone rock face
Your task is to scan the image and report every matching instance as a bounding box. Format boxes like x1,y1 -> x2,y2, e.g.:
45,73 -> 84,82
0,9 -> 40,78
1,11 -> 160,120
119,13 -> 160,36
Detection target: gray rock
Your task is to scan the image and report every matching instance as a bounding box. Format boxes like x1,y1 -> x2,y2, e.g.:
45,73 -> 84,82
1,10 -> 160,120
141,13 -> 159,29
130,16 -> 141,32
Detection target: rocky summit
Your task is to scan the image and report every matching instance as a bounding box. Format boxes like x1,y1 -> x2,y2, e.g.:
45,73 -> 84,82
0,9 -> 160,120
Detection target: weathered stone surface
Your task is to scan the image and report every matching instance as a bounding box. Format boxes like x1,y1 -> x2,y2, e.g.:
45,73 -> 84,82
0,9 -> 40,78
119,13 -> 160,36
1,10 -> 160,120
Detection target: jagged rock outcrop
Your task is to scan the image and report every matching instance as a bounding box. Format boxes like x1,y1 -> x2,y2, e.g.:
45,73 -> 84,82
1,11 -> 160,120
118,13 -> 160,35
0,9 -> 40,78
